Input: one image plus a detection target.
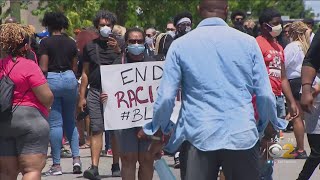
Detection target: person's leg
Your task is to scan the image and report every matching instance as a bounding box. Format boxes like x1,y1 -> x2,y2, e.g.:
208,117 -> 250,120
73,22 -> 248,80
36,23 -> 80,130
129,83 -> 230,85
83,88 -> 107,179
0,156 -> 19,180
48,97 -> 64,167
292,102 -> 305,151
0,138 -> 19,180
61,71 -> 81,172
111,132 -> 120,164
18,154 -> 46,180
121,153 -> 138,180
297,134 -> 320,180
181,141 -> 219,180
222,142 -> 259,180
47,72 -> 64,170
137,140 -> 154,180
114,128 -> 140,179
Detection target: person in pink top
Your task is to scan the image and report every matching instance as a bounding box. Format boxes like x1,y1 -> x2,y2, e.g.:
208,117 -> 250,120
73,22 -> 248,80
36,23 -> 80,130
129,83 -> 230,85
0,23 -> 54,180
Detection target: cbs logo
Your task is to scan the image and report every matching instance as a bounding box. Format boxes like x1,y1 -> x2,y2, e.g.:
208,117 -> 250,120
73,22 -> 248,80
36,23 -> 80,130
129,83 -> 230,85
268,143 -> 295,158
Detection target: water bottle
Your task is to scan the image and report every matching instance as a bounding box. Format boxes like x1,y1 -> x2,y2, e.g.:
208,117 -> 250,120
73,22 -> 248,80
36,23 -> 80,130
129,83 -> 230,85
154,158 -> 176,180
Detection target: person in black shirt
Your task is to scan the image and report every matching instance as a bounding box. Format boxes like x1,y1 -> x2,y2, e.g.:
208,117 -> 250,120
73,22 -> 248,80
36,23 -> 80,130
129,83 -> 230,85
38,12 -> 82,176
78,10 -> 122,179
301,29 -> 320,112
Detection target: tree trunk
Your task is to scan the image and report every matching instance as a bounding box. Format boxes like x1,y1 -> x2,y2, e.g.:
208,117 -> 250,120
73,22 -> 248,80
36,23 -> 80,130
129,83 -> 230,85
10,0 -> 21,23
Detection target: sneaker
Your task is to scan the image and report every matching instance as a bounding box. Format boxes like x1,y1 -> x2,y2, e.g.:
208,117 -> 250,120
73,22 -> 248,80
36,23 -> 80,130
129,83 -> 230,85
111,163 -> 121,177
290,147 -> 308,159
73,162 -> 82,174
44,165 -> 62,176
83,166 -> 101,180
106,149 -> 113,157
61,148 -> 72,158
173,157 -> 180,169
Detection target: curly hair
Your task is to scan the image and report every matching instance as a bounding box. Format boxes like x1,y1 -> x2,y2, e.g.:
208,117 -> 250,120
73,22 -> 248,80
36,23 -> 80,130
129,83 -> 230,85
93,10 -> 117,28
231,10 -> 246,21
42,12 -> 69,32
0,23 -> 33,56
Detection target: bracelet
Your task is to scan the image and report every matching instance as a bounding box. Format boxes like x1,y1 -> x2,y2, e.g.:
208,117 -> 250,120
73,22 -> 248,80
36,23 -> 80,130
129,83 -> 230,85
302,83 -> 312,86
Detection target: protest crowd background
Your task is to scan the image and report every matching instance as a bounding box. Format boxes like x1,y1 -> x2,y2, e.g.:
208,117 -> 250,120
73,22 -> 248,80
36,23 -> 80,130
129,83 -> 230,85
1,0 -> 320,180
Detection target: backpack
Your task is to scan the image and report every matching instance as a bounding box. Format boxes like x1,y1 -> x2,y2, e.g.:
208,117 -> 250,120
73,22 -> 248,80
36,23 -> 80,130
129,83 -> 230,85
0,59 -> 19,121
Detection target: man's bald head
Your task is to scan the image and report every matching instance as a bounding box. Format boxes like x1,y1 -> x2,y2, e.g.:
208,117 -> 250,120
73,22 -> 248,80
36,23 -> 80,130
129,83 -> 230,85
5,17 -> 17,24
198,0 -> 228,20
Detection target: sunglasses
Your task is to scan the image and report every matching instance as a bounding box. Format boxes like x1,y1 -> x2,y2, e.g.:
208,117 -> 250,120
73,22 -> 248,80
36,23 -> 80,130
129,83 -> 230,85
178,22 -> 191,27
128,39 -> 144,44
166,28 -> 175,31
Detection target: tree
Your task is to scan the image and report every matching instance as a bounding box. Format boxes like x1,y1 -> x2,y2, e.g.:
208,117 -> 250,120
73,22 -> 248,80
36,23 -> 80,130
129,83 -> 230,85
30,0 -> 315,36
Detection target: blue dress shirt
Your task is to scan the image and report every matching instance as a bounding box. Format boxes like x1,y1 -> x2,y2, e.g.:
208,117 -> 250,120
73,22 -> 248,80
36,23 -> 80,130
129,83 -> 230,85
143,17 -> 288,153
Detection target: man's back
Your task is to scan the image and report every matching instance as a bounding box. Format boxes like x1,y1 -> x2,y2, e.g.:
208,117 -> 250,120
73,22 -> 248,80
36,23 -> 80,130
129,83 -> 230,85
152,17 -> 275,152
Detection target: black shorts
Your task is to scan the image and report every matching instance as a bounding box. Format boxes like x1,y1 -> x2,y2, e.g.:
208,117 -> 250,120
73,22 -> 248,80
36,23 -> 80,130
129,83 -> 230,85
289,78 -> 301,101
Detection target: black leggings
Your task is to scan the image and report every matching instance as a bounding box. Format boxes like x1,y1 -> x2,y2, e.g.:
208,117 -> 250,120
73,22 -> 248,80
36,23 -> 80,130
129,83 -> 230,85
297,134 -> 320,180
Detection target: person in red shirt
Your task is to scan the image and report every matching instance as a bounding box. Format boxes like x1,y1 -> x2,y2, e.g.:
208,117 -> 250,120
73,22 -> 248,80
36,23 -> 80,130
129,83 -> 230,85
256,8 -> 300,179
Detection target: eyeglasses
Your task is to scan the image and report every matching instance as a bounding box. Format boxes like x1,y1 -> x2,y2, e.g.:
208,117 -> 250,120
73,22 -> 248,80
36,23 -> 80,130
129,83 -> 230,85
166,28 -> 175,31
146,34 -> 153,38
128,39 -> 144,44
178,22 -> 191,27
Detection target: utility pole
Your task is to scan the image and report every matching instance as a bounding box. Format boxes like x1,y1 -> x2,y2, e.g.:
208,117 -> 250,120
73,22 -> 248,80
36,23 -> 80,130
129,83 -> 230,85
10,0 -> 20,23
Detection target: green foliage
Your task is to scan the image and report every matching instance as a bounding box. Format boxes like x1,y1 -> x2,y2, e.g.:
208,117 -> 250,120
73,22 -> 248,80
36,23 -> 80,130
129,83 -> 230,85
0,0 -> 312,36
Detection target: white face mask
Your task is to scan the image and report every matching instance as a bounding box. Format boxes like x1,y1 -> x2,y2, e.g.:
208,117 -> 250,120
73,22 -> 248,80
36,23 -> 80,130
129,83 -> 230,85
100,26 -> 112,38
267,24 -> 282,37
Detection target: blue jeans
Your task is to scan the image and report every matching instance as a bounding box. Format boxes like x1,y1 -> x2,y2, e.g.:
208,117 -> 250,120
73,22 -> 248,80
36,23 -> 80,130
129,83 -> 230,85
47,70 -> 79,165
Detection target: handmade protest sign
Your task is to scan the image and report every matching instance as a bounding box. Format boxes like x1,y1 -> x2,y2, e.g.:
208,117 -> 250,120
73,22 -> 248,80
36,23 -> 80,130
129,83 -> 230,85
100,61 -> 180,130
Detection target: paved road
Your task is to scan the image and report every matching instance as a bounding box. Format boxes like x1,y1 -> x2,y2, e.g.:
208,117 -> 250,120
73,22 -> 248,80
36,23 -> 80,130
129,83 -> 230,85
18,132 -> 320,180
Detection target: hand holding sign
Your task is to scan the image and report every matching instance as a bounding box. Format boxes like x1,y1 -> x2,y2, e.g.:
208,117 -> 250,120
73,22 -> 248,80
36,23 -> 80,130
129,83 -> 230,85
100,93 -> 108,104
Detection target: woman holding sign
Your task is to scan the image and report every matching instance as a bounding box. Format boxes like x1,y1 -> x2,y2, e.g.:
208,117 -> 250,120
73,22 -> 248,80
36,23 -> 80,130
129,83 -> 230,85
101,27 -> 156,180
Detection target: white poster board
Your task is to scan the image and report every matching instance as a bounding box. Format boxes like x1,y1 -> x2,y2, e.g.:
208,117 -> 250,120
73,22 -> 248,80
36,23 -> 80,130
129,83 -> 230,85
100,61 -> 180,130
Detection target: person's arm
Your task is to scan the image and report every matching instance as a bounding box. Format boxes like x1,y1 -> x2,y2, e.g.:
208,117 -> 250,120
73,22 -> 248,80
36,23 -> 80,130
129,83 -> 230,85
27,62 -> 54,110
252,39 -> 288,137
72,56 -> 78,75
32,83 -> 54,109
38,40 -> 49,76
78,62 -> 89,112
141,41 -> 181,137
281,63 -> 299,118
301,29 -> 320,112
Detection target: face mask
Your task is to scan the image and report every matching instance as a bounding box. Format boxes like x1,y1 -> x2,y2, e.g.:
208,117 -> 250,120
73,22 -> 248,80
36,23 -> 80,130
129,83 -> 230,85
267,24 -> 282,37
185,26 -> 191,33
100,26 -> 112,38
167,30 -> 175,38
127,44 -> 145,55
145,37 -> 154,46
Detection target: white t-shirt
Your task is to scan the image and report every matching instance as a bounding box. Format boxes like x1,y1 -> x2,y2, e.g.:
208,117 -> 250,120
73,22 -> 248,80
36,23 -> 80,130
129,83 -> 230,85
284,41 -> 305,79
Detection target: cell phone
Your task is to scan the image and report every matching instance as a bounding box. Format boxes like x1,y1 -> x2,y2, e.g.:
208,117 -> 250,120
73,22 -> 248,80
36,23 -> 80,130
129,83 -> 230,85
108,33 -> 116,39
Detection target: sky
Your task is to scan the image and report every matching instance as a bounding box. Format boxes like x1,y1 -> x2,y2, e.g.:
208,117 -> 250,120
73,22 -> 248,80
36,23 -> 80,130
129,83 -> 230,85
304,0 -> 320,20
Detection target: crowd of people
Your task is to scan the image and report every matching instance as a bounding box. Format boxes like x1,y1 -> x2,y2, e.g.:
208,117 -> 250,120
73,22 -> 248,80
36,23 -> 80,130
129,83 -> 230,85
1,0 -> 320,179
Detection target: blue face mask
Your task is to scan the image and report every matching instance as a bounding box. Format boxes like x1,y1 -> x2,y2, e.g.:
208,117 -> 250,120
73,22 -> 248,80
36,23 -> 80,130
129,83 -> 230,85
127,44 -> 145,55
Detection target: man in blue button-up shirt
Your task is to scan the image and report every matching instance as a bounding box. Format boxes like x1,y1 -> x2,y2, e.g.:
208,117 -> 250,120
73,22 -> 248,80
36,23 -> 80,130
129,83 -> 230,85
138,0 -> 288,179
